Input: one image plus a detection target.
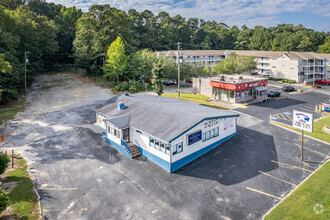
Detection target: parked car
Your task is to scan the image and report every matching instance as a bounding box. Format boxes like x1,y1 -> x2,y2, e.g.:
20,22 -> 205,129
316,79 -> 330,85
267,90 -> 281,97
162,79 -> 175,85
184,78 -> 192,83
282,85 -> 296,92
250,71 -> 258,75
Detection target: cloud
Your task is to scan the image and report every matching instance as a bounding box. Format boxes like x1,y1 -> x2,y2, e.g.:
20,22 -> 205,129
46,0 -> 330,30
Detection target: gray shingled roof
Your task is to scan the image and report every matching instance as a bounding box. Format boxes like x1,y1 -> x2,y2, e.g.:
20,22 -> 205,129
97,94 -> 239,143
157,50 -> 330,59
104,115 -> 131,129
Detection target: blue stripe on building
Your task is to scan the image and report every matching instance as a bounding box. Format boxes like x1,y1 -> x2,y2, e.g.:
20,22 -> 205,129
105,138 -> 132,158
136,146 -> 170,171
170,133 -> 237,172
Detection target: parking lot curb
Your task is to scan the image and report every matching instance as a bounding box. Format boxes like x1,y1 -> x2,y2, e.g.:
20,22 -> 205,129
262,159 -> 329,219
269,121 -> 330,146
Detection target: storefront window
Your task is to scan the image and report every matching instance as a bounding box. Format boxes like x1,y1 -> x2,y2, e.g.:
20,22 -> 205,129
202,132 -> 206,142
150,138 -> 155,148
108,126 -> 111,134
211,129 -> 215,138
177,142 -> 183,153
172,144 -> 177,155
117,130 -> 120,138
206,131 -> 211,140
155,140 -> 160,150
230,90 -> 234,98
215,127 -> 219,137
160,143 -> 165,153
165,145 -> 170,155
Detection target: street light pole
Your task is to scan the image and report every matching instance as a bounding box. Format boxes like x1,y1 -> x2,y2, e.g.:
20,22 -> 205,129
177,42 -> 181,97
24,51 -> 27,94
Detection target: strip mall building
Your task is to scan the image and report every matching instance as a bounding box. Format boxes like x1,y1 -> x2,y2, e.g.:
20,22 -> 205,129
95,94 -> 239,172
193,75 -> 269,103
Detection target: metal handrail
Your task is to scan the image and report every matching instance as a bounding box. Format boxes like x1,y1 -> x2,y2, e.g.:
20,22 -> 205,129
121,139 -> 133,158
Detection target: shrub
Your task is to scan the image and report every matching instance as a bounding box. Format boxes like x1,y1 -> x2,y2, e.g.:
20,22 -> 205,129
0,152 -> 10,175
0,188 -> 9,213
128,80 -> 145,93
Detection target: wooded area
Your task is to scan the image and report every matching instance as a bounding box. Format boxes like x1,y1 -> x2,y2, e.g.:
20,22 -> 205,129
0,0 -> 330,102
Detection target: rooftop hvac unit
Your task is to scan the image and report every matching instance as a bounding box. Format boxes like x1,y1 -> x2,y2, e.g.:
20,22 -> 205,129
220,75 -> 225,81
118,102 -> 125,110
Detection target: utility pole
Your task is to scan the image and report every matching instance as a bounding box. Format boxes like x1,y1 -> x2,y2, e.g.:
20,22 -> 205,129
313,56 -> 315,87
24,51 -> 27,94
301,130 -> 304,161
177,42 -> 181,97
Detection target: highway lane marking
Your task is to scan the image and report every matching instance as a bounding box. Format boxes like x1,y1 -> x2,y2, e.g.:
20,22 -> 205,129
271,160 -> 313,172
44,208 -> 88,212
39,188 -> 78,190
294,144 -> 329,158
246,187 -> 282,200
240,106 -> 248,109
258,170 -> 297,187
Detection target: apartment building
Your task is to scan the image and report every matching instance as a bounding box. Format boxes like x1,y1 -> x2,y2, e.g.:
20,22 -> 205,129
157,50 -> 330,83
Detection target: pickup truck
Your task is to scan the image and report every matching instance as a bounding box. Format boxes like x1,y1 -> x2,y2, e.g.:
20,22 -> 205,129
316,79 -> 330,85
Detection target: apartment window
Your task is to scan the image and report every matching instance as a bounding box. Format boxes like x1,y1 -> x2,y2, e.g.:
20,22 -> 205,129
197,56 -> 199,60
177,142 -> 183,153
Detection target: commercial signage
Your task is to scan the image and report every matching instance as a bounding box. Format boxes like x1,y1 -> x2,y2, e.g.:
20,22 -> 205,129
293,110 -> 313,133
204,119 -> 219,129
210,80 -> 268,91
322,103 -> 330,112
187,130 -> 202,145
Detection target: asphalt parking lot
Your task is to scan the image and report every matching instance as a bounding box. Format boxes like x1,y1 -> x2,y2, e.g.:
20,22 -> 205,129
1,74 -> 329,219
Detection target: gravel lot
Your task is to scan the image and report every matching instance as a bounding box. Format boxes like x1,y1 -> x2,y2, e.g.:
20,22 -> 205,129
0,73 -> 329,220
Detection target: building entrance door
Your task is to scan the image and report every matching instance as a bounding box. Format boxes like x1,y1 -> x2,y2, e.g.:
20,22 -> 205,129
122,128 -> 129,142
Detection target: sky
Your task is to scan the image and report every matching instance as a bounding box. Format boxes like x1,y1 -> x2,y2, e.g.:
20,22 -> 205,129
47,0 -> 330,32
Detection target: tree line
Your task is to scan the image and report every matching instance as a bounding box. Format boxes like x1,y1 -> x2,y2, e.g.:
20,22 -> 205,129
0,0 -> 330,102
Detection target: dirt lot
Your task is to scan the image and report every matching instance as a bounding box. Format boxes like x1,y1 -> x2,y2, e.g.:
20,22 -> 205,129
0,73 -> 329,220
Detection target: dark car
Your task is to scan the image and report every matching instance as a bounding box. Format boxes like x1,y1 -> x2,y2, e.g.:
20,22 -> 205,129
267,90 -> 281,97
282,85 -> 295,92
250,71 -> 258,75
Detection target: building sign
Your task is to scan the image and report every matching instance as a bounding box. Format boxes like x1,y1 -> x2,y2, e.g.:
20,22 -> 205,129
187,130 -> 202,145
293,110 -> 313,133
204,119 -> 219,129
211,80 -> 268,91
322,103 -> 330,112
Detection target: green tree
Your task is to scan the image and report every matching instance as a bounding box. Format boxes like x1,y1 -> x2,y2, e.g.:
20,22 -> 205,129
129,49 -> 158,82
318,36 -> 330,53
297,36 -> 313,51
213,52 -> 256,75
103,37 -> 129,81
151,58 -> 165,96
54,6 -> 82,63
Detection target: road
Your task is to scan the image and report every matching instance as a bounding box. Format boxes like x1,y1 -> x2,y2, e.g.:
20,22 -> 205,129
0,73 -> 329,220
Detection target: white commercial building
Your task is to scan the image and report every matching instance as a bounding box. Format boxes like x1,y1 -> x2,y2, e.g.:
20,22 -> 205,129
157,50 -> 330,83
95,94 -> 239,172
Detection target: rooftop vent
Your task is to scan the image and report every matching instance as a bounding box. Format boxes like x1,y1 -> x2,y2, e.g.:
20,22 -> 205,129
220,75 -> 225,81
117,102 -> 125,110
